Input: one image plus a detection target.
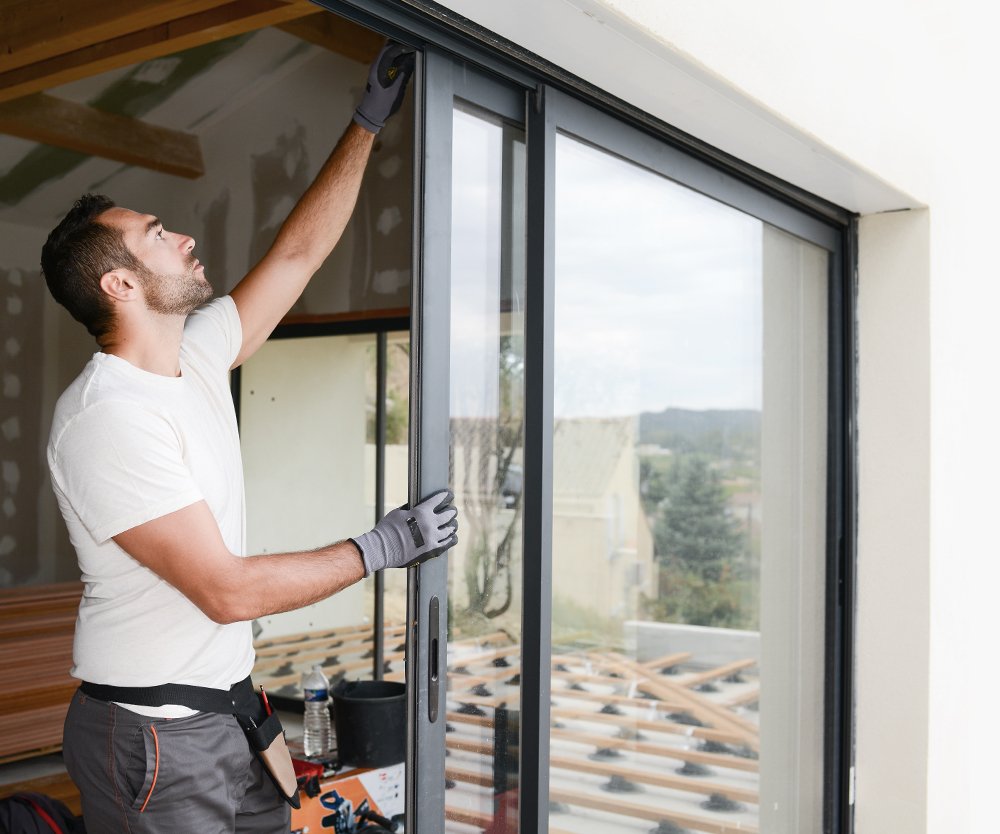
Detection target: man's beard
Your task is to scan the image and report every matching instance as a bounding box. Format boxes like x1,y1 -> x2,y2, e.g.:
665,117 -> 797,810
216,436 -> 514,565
139,256 -> 213,316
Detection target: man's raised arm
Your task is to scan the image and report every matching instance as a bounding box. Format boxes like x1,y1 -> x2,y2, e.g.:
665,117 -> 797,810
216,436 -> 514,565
228,43 -> 414,368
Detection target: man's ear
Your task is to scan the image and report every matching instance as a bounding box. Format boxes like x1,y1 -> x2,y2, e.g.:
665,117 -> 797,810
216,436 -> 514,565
99,269 -> 140,302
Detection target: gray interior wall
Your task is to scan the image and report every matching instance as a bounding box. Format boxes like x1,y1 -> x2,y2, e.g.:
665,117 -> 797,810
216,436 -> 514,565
0,217 -> 91,585
1,220 -> 49,584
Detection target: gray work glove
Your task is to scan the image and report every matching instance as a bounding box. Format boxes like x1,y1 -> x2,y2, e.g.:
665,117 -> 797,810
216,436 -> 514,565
352,490 -> 458,575
353,41 -> 416,134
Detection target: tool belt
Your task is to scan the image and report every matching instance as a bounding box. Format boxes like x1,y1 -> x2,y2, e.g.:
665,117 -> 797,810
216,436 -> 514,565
79,676 -> 300,809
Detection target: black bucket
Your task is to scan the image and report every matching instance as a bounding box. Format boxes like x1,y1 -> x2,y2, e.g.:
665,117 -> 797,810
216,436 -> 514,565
331,679 -> 406,767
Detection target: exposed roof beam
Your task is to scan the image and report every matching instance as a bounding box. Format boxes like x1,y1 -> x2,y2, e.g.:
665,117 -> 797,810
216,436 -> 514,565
0,0 -> 317,105
0,1 -> 235,74
277,12 -> 383,64
0,93 -> 205,178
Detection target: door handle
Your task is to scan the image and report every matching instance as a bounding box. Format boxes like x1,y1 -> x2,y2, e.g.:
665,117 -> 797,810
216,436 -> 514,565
428,595 -> 440,723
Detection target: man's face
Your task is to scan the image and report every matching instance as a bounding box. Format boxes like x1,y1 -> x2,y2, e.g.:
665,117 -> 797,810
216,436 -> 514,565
99,207 -> 213,315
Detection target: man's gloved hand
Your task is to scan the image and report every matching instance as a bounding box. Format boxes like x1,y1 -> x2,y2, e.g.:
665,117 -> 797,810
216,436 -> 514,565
353,41 -> 416,134
352,490 -> 458,575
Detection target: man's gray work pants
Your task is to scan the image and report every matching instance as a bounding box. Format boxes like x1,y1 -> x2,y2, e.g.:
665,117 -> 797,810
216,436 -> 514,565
63,688 -> 291,833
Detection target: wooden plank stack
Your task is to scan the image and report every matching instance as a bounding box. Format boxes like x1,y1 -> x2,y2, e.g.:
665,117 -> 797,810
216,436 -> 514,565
0,582 -> 81,763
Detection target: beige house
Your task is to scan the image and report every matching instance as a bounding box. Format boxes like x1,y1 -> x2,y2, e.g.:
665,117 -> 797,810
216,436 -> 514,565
551,417 -> 655,629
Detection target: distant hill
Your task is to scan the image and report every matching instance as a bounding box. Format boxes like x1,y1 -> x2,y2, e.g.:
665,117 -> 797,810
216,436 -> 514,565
639,408 -> 760,456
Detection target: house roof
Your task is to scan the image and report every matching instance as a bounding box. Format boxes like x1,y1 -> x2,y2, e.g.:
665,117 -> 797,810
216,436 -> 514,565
553,417 -> 635,498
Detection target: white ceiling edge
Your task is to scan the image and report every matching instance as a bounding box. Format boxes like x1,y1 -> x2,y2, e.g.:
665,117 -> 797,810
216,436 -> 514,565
434,0 -> 922,215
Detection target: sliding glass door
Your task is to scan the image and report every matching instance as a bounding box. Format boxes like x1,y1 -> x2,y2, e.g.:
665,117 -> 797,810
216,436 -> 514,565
414,65 -> 846,832
412,49 -> 528,834
541,96 -> 836,834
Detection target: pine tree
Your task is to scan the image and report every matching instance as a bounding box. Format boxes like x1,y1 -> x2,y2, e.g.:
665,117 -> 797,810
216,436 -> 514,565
654,454 -> 742,582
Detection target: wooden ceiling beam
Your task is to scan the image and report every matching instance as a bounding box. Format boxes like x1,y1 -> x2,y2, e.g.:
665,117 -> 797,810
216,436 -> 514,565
276,13 -> 384,64
0,93 -> 205,179
0,1 -> 235,74
0,0 -> 318,105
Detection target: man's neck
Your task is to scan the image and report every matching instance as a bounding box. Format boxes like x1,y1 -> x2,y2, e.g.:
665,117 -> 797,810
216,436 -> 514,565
101,313 -> 187,377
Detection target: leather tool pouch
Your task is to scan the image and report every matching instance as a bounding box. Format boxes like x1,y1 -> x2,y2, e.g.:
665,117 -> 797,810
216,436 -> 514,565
240,702 -> 300,809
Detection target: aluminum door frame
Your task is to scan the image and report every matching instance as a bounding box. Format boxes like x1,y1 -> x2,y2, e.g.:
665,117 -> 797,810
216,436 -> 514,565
409,48 -> 528,833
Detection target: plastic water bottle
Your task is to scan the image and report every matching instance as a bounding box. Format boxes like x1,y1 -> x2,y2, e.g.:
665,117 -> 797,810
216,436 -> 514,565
301,664 -> 332,757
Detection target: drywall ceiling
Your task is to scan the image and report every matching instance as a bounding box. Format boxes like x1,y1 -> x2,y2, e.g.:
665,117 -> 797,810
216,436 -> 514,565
0,3 -> 381,230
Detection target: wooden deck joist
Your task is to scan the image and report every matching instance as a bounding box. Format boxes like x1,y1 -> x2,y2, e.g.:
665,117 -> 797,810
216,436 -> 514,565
675,659 -> 758,688
549,786 -> 759,834
599,654 -> 759,749
254,623 -> 406,658
549,727 -> 759,774
0,0 -> 318,105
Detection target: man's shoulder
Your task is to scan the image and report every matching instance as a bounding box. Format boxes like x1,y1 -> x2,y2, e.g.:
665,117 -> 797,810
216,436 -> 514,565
49,357 -> 169,453
183,296 -> 239,340
185,295 -> 235,326
51,354 -> 104,433
182,295 -> 241,369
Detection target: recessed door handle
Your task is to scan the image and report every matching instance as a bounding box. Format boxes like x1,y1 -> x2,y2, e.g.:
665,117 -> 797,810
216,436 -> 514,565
428,595 -> 440,723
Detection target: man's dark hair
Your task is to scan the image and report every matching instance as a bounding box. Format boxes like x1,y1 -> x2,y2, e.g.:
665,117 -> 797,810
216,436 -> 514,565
40,194 -> 147,339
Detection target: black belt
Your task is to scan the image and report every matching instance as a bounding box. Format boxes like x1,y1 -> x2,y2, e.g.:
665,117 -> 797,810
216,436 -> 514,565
79,675 -> 257,716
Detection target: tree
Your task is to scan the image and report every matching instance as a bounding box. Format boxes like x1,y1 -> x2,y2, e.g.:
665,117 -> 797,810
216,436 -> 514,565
453,333 -> 524,628
655,454 -> 743,582
644,453 -> 754,628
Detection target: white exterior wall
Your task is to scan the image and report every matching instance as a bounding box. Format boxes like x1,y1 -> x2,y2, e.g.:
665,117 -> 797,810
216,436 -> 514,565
856,208 -> 931,833
432,1 -> 995,831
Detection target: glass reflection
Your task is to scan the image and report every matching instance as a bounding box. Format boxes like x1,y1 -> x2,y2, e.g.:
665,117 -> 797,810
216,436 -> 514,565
379,331 -> 412,680
445,104 -> 526,833
548,132 -> 828,834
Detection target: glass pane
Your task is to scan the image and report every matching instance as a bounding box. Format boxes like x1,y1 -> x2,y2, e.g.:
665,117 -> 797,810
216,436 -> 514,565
379,330 -> 412,663
548,132 -> 828,834
445,103 -> 526,832
242,334 -> 380,701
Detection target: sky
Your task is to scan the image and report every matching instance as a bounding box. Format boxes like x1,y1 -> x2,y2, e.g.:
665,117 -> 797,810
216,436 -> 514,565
553,132 -> 764,417
447,110 -> 827,419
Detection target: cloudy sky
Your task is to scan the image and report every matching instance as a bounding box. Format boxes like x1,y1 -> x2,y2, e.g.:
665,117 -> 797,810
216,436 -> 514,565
553,132 -> 763,417
447,110 -> 824,420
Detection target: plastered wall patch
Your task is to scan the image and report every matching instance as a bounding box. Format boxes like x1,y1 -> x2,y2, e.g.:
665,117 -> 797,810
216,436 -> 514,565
2,460 -> 19,490
198,189 -> 230,292
378,155 -> 402,179
0,263 -> 46,581
2,417 -> 19,441
132,57 -> 184,85
249,123 -> 311,269
372,269 -> 407,295
376,206 -> 402,236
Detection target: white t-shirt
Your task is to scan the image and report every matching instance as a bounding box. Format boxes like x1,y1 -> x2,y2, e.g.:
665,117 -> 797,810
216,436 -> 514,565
47,296 -> 253,717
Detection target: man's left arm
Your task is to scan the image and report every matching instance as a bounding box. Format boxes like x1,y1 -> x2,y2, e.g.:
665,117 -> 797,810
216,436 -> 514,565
228,43 -> 413,368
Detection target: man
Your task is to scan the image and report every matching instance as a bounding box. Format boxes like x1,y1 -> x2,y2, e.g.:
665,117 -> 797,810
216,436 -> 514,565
41,43 -> 457,833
